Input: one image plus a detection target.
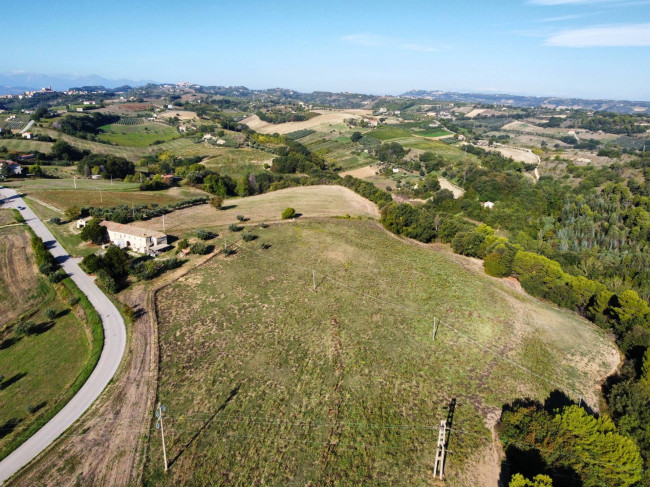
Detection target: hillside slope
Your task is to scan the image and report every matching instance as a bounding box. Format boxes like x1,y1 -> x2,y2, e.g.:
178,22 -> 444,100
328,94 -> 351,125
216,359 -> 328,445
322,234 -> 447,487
145,219 -> 618,486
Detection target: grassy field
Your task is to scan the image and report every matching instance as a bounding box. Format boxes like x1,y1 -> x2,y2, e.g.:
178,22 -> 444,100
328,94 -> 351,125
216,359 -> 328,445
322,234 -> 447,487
144,219 -> 617,486
396,138 -> 480,165
33,128 -> 147,161
0,226 -> 92,458
201,148 -> 273,178
417,128 -> 453,138
0,209 -> 18,227
97,123 -> 179,147
135,185 -> 379,236
365,127 -> 412,140
0,139 -> 54,153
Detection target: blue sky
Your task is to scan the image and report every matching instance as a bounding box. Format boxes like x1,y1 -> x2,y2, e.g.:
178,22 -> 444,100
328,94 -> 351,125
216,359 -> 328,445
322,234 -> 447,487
2,0 -> 650,100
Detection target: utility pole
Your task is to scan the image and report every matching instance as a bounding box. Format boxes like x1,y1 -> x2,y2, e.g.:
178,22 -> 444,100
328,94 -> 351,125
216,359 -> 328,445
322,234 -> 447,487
162,213 -> 165,232
432,318 -> 439,341
433,419 -> 447,480
74,176 -> 77,189
312,270 -> 316,291
100,188 -> 103,203
155,403 -> 168,473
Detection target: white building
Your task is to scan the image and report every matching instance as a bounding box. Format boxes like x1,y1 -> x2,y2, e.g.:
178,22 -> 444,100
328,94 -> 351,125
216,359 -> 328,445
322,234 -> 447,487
22,132 -> 34,139
483,201 -> 495,209
100,221 -> 169,254
0,160 -> 22,175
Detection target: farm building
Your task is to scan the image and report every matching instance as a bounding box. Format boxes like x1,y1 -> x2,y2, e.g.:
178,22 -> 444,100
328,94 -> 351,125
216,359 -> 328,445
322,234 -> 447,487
100,221 -> 169,255
0,160 -> 23,175
21,132 -> 34,139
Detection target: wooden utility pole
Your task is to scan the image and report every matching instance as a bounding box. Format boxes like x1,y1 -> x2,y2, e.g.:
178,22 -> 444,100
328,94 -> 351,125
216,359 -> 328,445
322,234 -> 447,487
312,270 -> 316,291
433,419 -> 447,480
155,403 -> 168,473
432,318 -> 439,341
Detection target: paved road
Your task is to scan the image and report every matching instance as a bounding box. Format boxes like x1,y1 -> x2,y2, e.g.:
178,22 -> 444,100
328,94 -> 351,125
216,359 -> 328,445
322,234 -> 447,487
18,120 -> 34,134
0,187 -> 127,484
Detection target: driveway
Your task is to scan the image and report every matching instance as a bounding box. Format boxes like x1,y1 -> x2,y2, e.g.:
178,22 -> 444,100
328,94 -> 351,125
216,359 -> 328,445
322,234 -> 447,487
0,187 -> 127,484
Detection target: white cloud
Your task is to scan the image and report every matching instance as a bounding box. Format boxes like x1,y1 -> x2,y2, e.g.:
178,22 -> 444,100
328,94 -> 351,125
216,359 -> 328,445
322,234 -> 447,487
537,13 -> 592,22
401,43 -> 437,52
545,23 -> 650,46
340,33 -> 388,47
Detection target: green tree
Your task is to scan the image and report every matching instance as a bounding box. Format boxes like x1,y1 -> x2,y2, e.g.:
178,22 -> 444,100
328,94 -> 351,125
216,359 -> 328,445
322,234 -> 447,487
509,474 -> 553,487
351,131 -> 362,143
65,206 -> 82,221
79,219 -> 107,245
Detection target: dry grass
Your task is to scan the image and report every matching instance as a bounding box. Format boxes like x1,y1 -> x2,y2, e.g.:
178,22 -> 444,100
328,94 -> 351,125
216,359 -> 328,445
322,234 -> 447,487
144,219 -> 618,486
240,110 -> 362,135
0,226 -> 45,324
136,185 -> 379,235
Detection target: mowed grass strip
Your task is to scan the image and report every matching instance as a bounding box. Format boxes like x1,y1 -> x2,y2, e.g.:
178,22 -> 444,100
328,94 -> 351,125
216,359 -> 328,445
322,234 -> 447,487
0,226 -> 93,458
145,220 -> 617,486
26,189 -> 182,209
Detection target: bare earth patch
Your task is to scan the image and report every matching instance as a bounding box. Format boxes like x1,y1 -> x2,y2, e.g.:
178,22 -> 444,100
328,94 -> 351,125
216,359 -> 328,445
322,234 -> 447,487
240,110 -> 362,134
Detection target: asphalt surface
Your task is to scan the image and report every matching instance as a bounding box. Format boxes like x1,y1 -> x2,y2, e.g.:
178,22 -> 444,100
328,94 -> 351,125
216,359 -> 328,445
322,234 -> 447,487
0,187 -> 126,485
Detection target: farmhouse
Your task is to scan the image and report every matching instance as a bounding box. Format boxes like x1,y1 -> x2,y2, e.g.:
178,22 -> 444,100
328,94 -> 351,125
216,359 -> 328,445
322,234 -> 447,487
22,132 -> 34,139
0,160 -> 23,175
100,221 -> 169,255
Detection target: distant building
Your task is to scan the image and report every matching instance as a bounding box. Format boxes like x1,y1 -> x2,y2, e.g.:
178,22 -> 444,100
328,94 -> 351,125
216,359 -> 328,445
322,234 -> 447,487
100,221 -> 169,255
22,132 -> 34,139
483,201 -> 495,209
76,107 -> 84,112
0,160 -> 22,175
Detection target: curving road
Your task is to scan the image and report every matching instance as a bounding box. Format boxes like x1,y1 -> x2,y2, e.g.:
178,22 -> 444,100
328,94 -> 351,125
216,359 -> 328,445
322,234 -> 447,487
0,187 -> 127,484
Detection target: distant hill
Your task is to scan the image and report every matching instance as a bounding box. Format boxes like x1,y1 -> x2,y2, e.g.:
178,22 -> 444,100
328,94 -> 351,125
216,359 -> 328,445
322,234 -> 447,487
0,72 -> 155,95
401,89 -> 650,114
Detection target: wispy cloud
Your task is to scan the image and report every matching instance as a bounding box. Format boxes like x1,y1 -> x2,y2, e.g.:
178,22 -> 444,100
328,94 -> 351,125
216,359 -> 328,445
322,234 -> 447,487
545,23 -> 650,46
341,33 -> 437,52
401,43 -> 437,52
340,33 -> 389,47
537,13 -> 592,22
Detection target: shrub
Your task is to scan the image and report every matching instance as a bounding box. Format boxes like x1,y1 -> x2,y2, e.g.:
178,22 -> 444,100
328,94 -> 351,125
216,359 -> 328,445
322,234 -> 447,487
48,269 -> 67,283
176,238 -> 189,250
190,242 -> 210,255
68,296 -> 80,306
210,195 -> 223,209
223,247 -> 236,256
97,269 -> 119,294
228,223 -> 240,232
242,233 -> 257,242
196,229 -> 217,240
282,207 -> 296,219
45,308 -> 57,320
15,320 -> 36,336
49,217 -> 62,224
236,214 -> 246,222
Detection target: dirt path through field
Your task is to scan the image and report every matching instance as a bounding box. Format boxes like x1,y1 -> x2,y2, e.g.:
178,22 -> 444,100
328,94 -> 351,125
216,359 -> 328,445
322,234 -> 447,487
438,177 -> 465,198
